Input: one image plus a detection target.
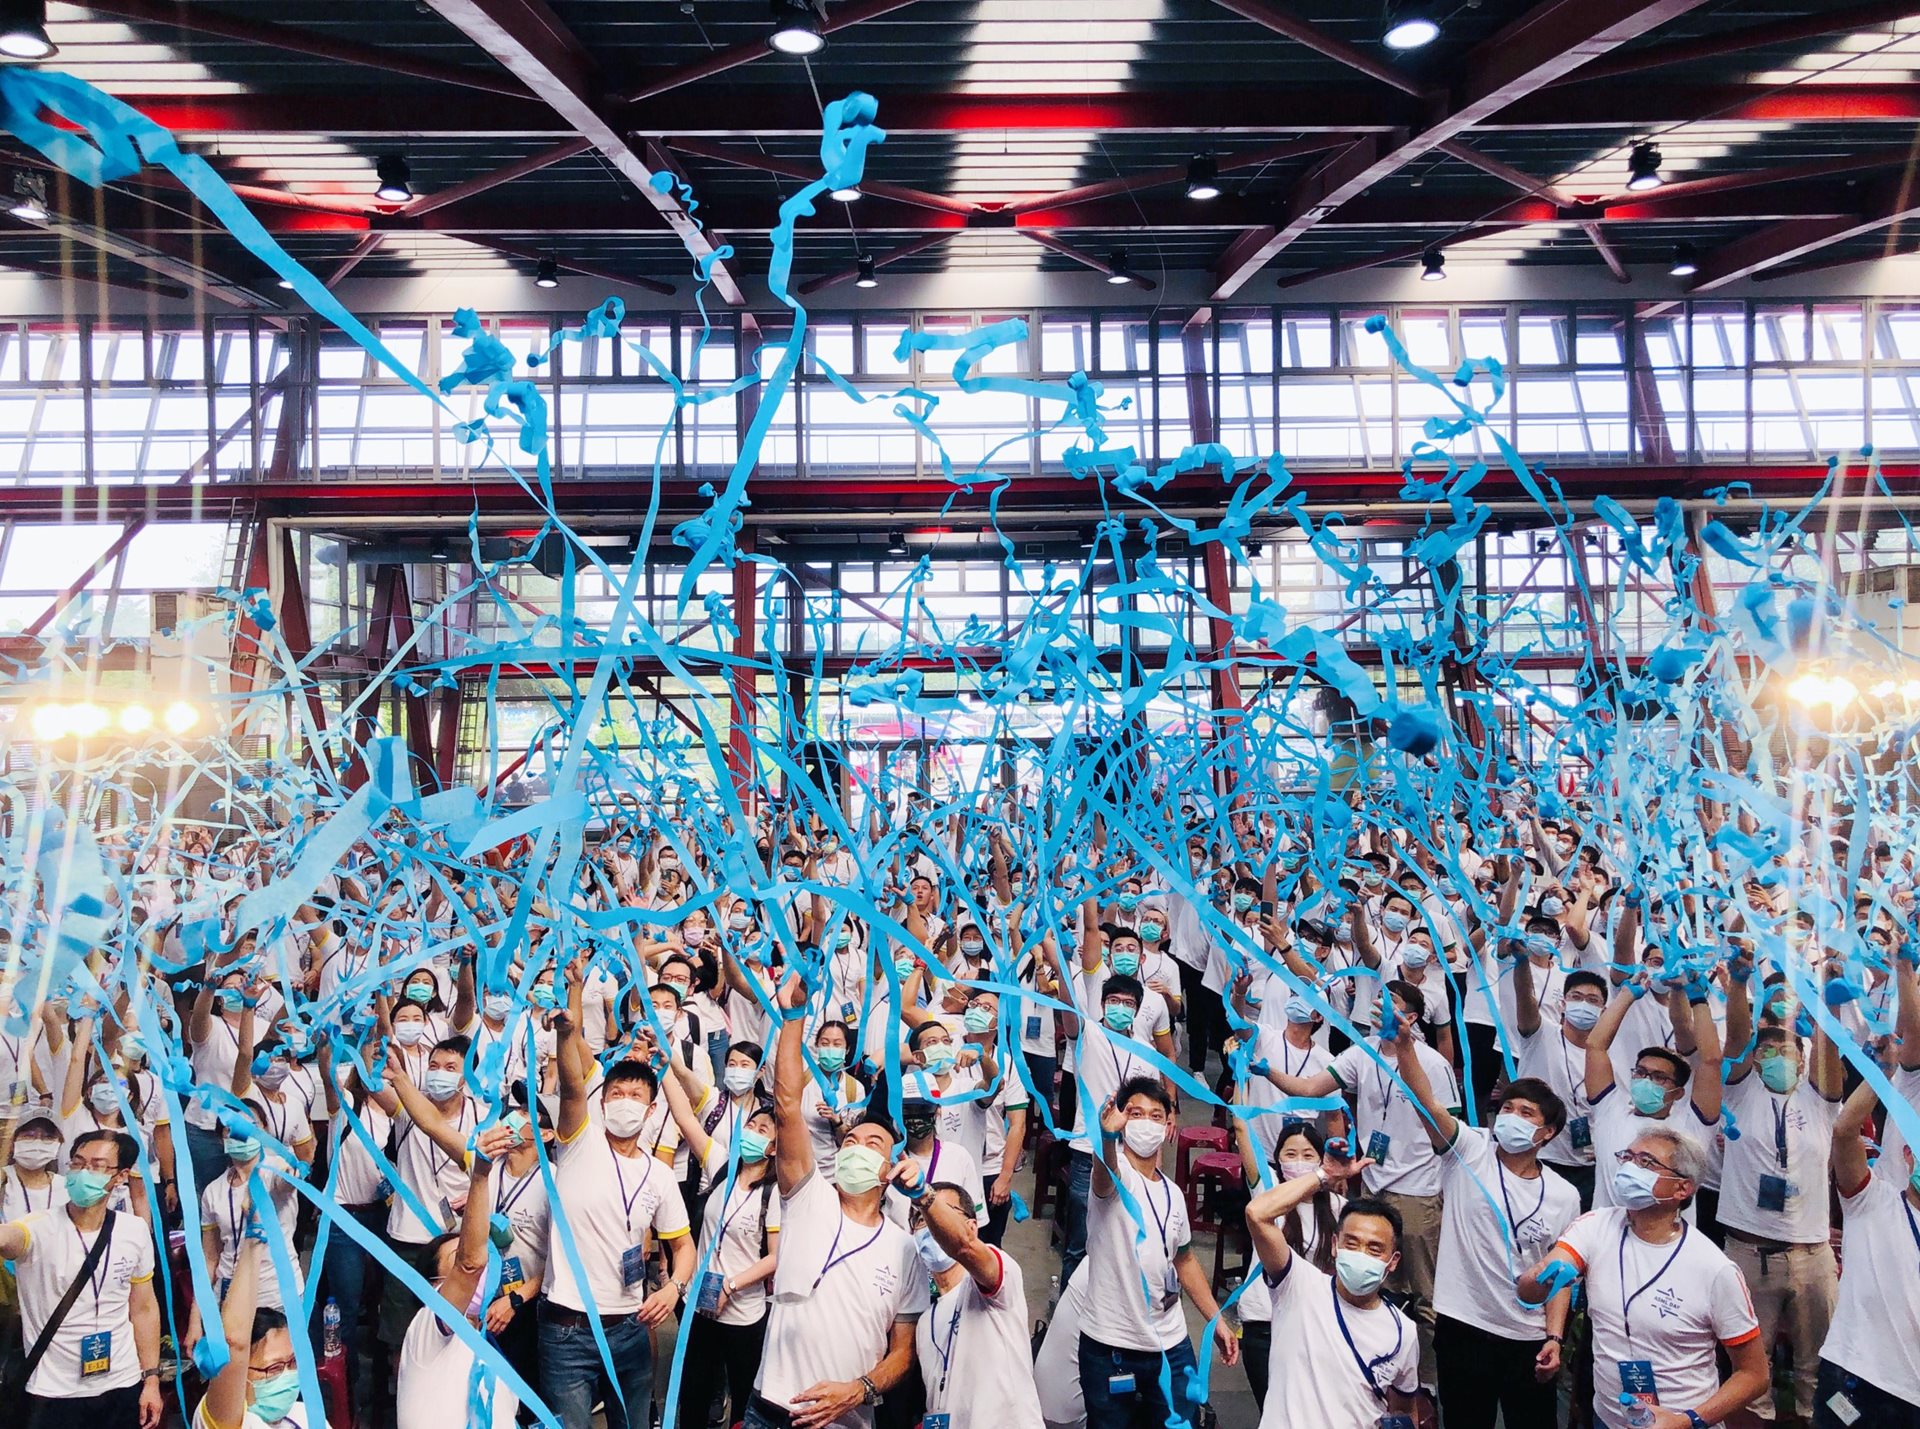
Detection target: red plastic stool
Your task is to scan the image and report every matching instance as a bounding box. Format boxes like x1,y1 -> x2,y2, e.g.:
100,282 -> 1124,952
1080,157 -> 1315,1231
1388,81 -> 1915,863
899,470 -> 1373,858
1186,1149 -> 1243,1231
1174,1124 -> 1229,1193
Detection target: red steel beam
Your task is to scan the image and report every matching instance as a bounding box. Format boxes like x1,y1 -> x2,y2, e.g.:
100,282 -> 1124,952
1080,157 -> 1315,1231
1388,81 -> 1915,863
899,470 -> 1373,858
1436,139 -> 1575,205
1017,231 -> 1157,289
401,138 -> 593,219
1555,0 -> 1920,86
466,236 -> 676,296
1578,149 -> 1911,206
662,137 -> 975,216
1689,170 -> 1920,289
611,0 -> 927,105
1580,220 -> 1632,282
1205,0 -> 1433,98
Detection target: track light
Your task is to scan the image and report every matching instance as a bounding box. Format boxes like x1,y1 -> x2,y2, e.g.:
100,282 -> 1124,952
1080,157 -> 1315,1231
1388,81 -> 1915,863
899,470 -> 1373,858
830,185 -> 861,202
769,0 -> 824,55
1626,142 -> 1663,192
1669,243 -> 1697,278
6,170 -> 46,223
1382,2 -> 1439,51
886,530 -> 908,556
854,253 -> 878,288
374,155 -> 412,203
535,256 -> 559,288
1185,155 -> 1220,201
0,0 -> 56,60
1106,249 -> 1134,285
1420,248 -> 1445,282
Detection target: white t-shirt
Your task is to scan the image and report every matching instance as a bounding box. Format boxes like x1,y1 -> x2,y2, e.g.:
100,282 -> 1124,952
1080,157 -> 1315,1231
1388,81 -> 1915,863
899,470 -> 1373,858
396,1304 -> 518,1429
330,1103 -> 394,1208
800,1074 -> 868,1183
388,1098 -> 481,1244
902,1065 -> 990,1168
1243,1027 -> 1334,1168
1235,1190 -> 1343,1323
1066,1003 -> 1158,1154
916,1250 -> 1044,1429
202,1167 -> 303,1309
1432,1126 -> 1580,1341
1080,1157 -> 1190,1353
696,1171 -> 781,1326
1,1169 -> 67,1223
187,1016 -> 245,1131
755,1172 -> 919,1429
542,1121 -> 691,1316
8,1206 -> 155,1397
980,1075 -> 1029,1181
1715,1073 -> 1839,1244
883,1139 -> 988,1230
1554,1208 -> 1759,1429
1329,1039 -> 1460,1198
1516,1017 -> 1597,1168
1819,1170 -> 1920,1405
1258,1256 -> 1419,1429
1587,1087 -> 1715,1221
488,1162 -> 552,1298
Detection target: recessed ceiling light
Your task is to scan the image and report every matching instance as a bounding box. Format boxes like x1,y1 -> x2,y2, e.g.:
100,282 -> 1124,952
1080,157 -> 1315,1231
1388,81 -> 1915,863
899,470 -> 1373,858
1626,142 -> 1664,192
1383,4 -> 1438,50
0,0 -> 56,60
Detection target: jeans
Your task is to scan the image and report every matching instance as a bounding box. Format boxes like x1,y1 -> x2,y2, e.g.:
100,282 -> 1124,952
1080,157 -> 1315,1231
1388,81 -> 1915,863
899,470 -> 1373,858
1813,1359 -> 1920,1429
1061,1149 -> 1092,1286
538,1303 -> 654,1429
1077,1332 -> 1201,1429
183,1122 -> 228,1200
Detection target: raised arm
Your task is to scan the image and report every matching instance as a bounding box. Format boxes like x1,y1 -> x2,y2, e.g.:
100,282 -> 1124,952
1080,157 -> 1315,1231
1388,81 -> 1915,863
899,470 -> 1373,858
435,1125 -> 509,1316
387,1064 -> 471,1164
772,974 -> 814,1196
1685,989 -> 1723,1124
1832,1075 -> 1878,1195
1390,1026 -> 1457,1150
555,953 -> 589,1145
1586,981 -> 1638,1102
201,1208 -> 265,1429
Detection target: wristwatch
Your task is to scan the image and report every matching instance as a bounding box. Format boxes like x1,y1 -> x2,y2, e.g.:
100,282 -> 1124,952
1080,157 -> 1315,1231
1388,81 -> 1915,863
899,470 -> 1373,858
1681,1413 -> 1706,1429
859,1375 -> 882,1407
507,1290 -> 526,1311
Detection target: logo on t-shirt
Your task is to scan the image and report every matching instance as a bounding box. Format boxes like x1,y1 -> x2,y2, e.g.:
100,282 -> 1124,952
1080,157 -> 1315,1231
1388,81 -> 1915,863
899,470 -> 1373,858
873,1265 -> 898,1297
1652,1286 -> 1684,1321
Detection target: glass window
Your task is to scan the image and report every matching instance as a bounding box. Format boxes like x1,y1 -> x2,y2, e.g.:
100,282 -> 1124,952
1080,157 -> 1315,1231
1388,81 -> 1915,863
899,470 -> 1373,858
0,522 -> 119,590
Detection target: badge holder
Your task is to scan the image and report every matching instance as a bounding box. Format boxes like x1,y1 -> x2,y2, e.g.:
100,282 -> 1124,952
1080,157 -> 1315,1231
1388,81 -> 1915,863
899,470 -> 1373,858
1567,1116 -> 1591,1151
1366,1130 -> 1392,1163
1618,1359 -> 1658,1405
620,1244 -> 648,1289
79,1330 -> 111,1378
697,1271 -> 726,1317
1757,1174 -> 1793,1213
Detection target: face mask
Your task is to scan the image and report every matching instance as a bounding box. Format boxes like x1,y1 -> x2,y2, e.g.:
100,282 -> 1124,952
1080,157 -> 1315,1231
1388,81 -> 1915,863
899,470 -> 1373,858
963,1006 -> 993,1034
88,1085 -> 120,1116
218,990 -> 247,1015
835,1143 -> 886,1194
505,1112 -> 531,1146
904,1116 -> 936,1142
1233,893 -> 1255,914
723,1066 -> 757,1096
1333,1248 -> 1389,1297
1363,871 -> 1385,889
225,1135 -> 262,1162
1629,1077 -> 1670,1115
1103,1003 -> 1135,1033
602,1099 -> 649,1140
12,1139 -> 58,1170
1111,951 -> 1141,976
1277,1160 -> 1318,1182
1759,1056 -> 1799,1093
1540,895 -> 1567,917
892,956 -> 916,979
683,927 -> 708,949
483,994 -> 513,1022
1381,911 -> 1409,935
1122,1118 -> 1168,1158
1525,933 -> 1558,960
1139,920 -> 1163,942
1561,1001 -> 1602,1032
729,912 -> 752,932
64,1168 -> 112,1208
424,1069 -> 463,1102
1492,1113 -> 1540,1155
815,1047 -> 847,1074
1611,1161 -> 1664,1210
1117,893 -> 1141,911
531,985 -> 557,1011
250,1370 -> 302,1424
738,1130 -> 771,1164
922,1044 -> 956,1073
913,1225 -> 957,1272
1402,946 -> 1431,970
959,937 -> 984,958
405,983 -> 433,1006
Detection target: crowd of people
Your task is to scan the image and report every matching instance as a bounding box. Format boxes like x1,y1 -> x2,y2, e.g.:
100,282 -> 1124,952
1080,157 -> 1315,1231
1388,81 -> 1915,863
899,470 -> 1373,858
0,782 -> 1916,1429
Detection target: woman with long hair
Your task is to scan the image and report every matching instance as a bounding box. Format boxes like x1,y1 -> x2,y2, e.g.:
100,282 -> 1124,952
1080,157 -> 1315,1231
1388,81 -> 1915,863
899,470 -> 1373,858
1231,1118 -> 1344,1408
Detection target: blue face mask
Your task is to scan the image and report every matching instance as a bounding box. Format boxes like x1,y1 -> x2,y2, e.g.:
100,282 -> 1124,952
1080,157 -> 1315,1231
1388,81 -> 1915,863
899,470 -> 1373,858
1284,995 -> 1319,1026
483,994 -> 513,1022
224,1135 -> 262,1163
1525,933 -> 1558,960
1103,1003 -> 1136,1033
1561,1000 -> 1602,1031
1491,1113 -> 1539,1155
922,1043 -> 957,1072
405,983 -> 433,1006
531,984 -> 558,1010
1381,910 -> 1410,935
738,1130 -> 772,1163
1611,1161 -> 1663,1210
1139,921 -> 1163,942
1629,1077 -> 1670,1115
64,1168 -> 111,1208
893,956 -> 916,979
1758,1056 -> 1799,1093
1232,893 -> 1255,914
424,1069 -> 463,1101
963,1005 -> 993,1034
814,1047 -> 847,1074
1540,895 -> 1567,917
250,1370 -> 302,1424
1117,893 -> 1141,911
1111,951 -> 1140,976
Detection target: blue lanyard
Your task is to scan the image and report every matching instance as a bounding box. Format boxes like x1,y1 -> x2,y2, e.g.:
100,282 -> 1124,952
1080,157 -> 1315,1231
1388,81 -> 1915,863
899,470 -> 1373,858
1618,1221 -> 1688,1346
714,1177 -> 763,1247
932,1284 -> 966,1393
1497,1158 -> 1547,1240
611,1147 -> 654,1233
1330,1275 -> 1403,1401
810,1215 -> 885,1294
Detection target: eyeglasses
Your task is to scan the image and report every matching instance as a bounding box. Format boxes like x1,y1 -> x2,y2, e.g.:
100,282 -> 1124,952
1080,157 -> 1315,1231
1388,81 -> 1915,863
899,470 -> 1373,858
1613,1149 -> 1676,1176
1631,1066 -> 1679,1088
249,1356 -> 299,1379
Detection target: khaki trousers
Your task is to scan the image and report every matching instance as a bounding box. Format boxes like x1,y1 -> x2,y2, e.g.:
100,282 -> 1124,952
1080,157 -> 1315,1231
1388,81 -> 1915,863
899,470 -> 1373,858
1724,1236 -> 1838,1421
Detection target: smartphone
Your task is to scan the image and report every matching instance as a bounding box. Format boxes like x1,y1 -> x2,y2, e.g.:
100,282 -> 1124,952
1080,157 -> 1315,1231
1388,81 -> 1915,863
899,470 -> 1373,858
1259,900 -> 1275,917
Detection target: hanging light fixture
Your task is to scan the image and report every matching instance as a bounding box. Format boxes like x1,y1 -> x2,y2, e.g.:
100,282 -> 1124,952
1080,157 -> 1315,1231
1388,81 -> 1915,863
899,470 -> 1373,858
6,170 -> 47,223
885,531 -> 908,556
1669,243 -> 1698,278
769,0 -> 824,55
854,253 -> 879,288
1626,142 -> 1664,192
1382,2 -> 1439,51
1420,248 -> 1446,281
1185,155 -> 1220,201
1106,249 -> 1134,285
374,155 -> 413,203
535,256 -> 559,288
830,184 -> 861,202
0,0 -> 56,60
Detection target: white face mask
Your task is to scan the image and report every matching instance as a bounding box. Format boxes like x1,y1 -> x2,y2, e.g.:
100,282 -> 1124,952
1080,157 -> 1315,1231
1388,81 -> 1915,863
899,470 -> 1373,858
603,1099 -> 649,1139
1122,1118 -> 1168,1158
722,1066 -> 756,1097
12,1139 -> 58,1170
393,1021 -> 427,1047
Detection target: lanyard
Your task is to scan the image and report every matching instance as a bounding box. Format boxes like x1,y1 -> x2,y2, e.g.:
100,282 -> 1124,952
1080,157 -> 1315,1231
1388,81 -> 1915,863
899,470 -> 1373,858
1142,1174 -> 1177,1260
1330,1277 -> 1403,1401
611,1147 -> 655,1233
932,1286 -> 965,1393
426,1102 -> 469,1184
1497,1159 -> 1548,1240
1904,1195 -> 1920,1270
1281,1035 -> 1312,1080
1617,1221 -> 1689,1345
495,1167 -> 539,1220
810,1215 -> 885,1295
72,1219 -> 110,1322
1770,1093 -> 1790,1172
715,1177 -> 763,1248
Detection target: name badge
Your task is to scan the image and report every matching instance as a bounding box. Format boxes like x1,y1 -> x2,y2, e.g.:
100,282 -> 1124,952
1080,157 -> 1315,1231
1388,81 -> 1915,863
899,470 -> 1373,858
1163,1263 -> 1180,1302
373,1177 -> 394,1202
842,1001 -> 856,1022
1757,1174 -> 1794,1213
1026,1015 -> 1043,1042
1365,1130 -> 1392,1164
499,1256 -> 525,1295
1107,1373 -> 1136,1397
438,1197 -> 455,1232
924,1415 -> 952,1429
1826,1392 -> 1862,1426
1618,1359 -> 1658,1405
1376,1417 -> 1416,1429
620,1244 -> 648,1289
697,1271 -> 725,1317
79,1330 -> 111,1377
1567,1116 -> 1591,1151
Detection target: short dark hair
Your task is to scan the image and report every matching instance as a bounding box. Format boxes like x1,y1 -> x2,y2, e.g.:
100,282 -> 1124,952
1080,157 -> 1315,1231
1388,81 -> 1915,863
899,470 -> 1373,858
1339,1195 -> 1403,1251
1636,1046 -> 1691,1087
928,1180 -> 978,1220
1500,1076 -> 1568,1138
434,1035 -> 471,1058
727,1040 -> 766,1066
852,1110 -> 898,1141
71,1129 -> 138,1171
1564,970 -> 1607,999
1100,923 -> 1141,946
907,1021 -> 952,1051
602,1059 -> 659,1098
1114,1075 -> 1172,1116
250,1308 -> 288,1349
1101,973 -> 1145,1006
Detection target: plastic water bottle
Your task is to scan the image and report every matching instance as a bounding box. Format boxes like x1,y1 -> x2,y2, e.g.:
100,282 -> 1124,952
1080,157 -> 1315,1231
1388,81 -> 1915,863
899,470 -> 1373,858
1048,1273 -> 1060,1313
1620,1394 -> 1655,1428
322,1298 -> 342,1358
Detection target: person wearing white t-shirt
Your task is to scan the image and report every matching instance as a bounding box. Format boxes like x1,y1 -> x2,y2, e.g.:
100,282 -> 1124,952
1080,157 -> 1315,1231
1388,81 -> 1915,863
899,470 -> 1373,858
1716,964 -> 1844,1426
882,1099 -> 987,1233
1521,1126 -> 1765,1429
1389,1027 -> 1580,1429
1078,1077 -> 1237,1429
893,1162 -> 1043,1429
0,1129 -> 162,1429
1244,1139 -> 1419,1429
1058,970 -> 1158,1286
193,1214 -> 311,1429
1229,1119 -> 1345,1409
1815,1075 -> 1920,1428
752,975 -> 919,1429
1515,967 -> 1606,1207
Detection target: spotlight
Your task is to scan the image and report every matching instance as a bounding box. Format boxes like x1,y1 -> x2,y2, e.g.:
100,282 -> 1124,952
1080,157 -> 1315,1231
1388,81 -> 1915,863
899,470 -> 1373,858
65,703 -> 109,738
1185,155 -> 1220,202
854,253 -> 878,288
118,704 -> 153,734
1872,681 -> 1898,699
886,531 -> 908,556
29,705 -> 66,741
1420,249 -> 1445,282
374,155 -> 412,204
1106,249 -> 1133,285
1669,243 -> 1697,278
1382,2 -> 1439,51
7,170 -> 46,223
535,256 -> 559,288
830,185 -> 861,202
1626,142 -> 1663,192
768,0 -> 824,55
0,0 -> 56,60
162,701 -> 199,735
276,276 -> 296,290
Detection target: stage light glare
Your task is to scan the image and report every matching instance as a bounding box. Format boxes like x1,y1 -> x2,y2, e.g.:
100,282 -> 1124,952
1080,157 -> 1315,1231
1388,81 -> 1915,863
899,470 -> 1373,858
66,703 -> 109,737
29,705 -> 67,741
162,701 -> 199,735
1904,681 -> 1920,700
1787,674 -> 1829,707
118,704 -> 153,734
1872,681 -> 1897,699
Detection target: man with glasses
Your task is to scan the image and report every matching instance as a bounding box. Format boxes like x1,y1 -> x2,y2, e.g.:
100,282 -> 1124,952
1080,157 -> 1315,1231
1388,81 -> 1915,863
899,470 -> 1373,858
0,1130 -> 163,1429
1520,1129 -> 1767,1429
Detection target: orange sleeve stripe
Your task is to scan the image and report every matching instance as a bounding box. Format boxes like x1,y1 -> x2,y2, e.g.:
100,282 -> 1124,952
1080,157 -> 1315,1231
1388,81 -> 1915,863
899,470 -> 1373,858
1550,1241 -> 1585,1271
1721,1328 -> 1762,1349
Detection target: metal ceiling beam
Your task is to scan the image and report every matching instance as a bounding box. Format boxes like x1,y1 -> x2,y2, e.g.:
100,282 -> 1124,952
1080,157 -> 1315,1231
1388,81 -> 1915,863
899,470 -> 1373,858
1273,225 -> 1527,286
1580,220 -> 1632,282
0,255 -> 188,298
79,0 -> 534,98
796,233 -> 954,295
466,236 -> 675,296
419,0 -> 744,304
401,137 -> 593,219
1435,140 -> 1575,205
1017,231 -> 1156,288
1004,135 -> 1354,215
662,137 -> 975,216
1554,0 -> 1920,86
1579,149 -> 1911,206
1688,171 -> 1920,290
1209,0 -> 1716,297
1204,0 -> 1434,98
612,0 -> 927,104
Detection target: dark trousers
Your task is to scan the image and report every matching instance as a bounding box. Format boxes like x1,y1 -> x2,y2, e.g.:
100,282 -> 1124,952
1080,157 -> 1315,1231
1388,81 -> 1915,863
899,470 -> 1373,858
1078,1332 -> 1201,1429
28,1386 -> 141,1429
313,1203 -> 387,1386
1814,1360 -> 1920,1429
1241,1321 -> 1272,1408
677,1313 -> 766,1429
1463,1022 -> 1504,1119
982,1190 -> 1013,1247
1434,1314 -> 1556,1429
495,1297 -> 541,1424
1022,1049 -> 1059,1129
1178,962 -> 1222,1073
1694,1186 -> 1726,1247
1061,1149 -> 1092,1286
